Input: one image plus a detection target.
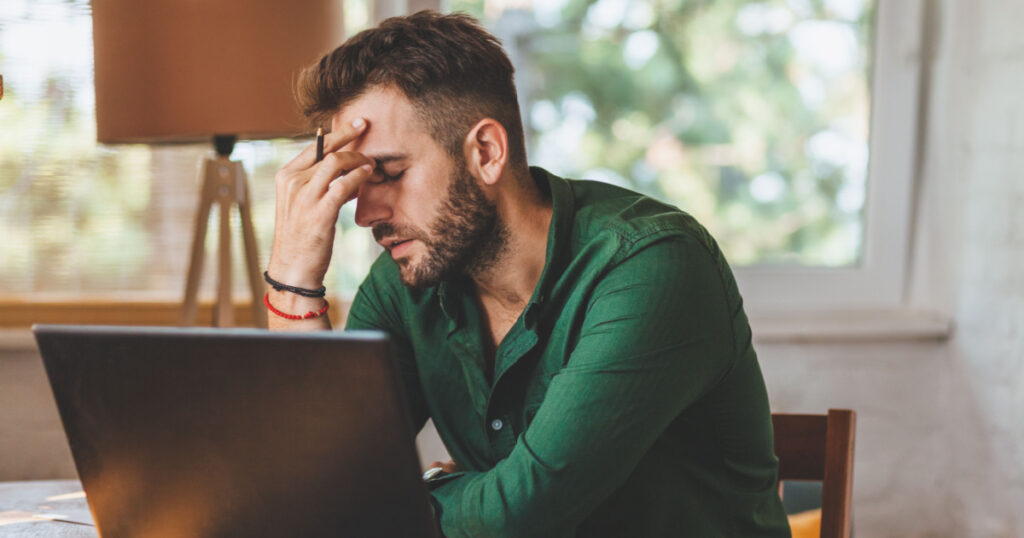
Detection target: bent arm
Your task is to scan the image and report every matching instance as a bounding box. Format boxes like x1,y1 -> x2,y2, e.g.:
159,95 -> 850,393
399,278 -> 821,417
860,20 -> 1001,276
266,118 -> 375,331
431,237 -> 738,537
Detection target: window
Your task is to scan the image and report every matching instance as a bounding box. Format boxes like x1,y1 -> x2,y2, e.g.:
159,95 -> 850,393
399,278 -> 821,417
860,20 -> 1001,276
1,0 -> 924,323
444,0 -> 924,315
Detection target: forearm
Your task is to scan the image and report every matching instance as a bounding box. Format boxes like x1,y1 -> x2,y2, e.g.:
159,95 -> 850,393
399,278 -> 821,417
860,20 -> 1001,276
431,348 -> 697,537
266,117 -> 373,333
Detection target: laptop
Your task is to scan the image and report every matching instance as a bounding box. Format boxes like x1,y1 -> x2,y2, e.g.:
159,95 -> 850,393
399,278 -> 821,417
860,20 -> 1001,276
33,324 -> 439,538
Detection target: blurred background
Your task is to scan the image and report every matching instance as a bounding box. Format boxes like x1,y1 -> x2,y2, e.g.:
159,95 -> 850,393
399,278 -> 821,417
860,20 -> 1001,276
2,1 -> 1023,536
0,0 -> 872,301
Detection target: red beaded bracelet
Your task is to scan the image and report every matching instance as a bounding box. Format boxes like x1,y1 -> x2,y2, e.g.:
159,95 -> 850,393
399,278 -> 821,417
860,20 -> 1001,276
263,292 -> 329,320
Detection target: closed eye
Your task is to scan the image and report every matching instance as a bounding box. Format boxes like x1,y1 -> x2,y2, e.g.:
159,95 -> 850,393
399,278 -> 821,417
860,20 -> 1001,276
369,153 -> 409,183
379,169 -> 405,182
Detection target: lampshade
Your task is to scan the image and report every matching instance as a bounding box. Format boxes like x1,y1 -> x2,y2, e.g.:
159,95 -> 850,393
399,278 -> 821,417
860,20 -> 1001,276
92,0 -> 344,143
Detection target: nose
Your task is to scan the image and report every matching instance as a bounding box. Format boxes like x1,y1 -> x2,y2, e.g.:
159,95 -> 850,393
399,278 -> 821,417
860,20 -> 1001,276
353,179 -> 394,228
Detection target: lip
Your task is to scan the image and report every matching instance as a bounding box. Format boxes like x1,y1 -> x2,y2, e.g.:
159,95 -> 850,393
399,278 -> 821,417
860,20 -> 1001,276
386,238 -> 414,257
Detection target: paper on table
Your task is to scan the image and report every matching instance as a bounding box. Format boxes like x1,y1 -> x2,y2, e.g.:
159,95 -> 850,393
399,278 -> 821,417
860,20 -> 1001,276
32,509 -> 95,526
0,510 -> 38,525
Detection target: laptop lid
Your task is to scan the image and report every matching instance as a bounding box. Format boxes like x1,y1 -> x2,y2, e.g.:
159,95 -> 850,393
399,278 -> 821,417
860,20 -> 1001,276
33,324 -> 438,538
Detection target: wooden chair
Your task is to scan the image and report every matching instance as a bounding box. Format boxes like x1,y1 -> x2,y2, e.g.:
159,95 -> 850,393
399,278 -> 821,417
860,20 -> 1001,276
772,409 -> 857,538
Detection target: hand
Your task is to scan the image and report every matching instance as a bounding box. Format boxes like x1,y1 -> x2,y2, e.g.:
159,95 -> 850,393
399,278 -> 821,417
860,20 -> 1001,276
267,118 -> 375,289
427,460 -> 460,474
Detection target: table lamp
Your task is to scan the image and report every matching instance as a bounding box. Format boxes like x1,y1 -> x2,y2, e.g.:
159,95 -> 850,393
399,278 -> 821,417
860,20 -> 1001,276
92,0 -> 344,327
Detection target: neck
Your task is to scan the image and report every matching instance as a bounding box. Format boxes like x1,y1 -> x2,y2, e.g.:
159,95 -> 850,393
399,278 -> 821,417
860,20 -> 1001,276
471,170 -> 552,311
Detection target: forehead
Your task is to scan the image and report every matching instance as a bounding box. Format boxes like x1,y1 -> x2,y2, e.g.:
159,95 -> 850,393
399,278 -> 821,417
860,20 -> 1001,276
330,87 -> 435,157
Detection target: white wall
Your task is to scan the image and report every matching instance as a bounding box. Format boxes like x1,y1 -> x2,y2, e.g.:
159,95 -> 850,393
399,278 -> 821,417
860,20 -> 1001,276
0,343 -> 77,480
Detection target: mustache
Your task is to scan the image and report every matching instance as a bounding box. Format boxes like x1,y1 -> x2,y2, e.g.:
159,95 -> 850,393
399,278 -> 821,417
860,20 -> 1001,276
372,222 -> 427,244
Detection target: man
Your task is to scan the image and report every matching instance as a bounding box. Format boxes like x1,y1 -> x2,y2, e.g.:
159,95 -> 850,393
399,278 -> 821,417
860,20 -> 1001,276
266,11 -> 790,538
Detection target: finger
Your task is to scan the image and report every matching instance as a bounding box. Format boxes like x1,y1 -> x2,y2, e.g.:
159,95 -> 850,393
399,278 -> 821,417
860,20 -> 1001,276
282,117 -> 368,172
322,117 -> 368,155
281,138 -> 320,172
324,163 -> 374,209
309,151 -> 375,194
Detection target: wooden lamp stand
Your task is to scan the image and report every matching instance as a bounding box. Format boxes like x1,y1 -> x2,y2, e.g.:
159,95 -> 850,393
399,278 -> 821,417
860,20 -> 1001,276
179,135 -> 267,328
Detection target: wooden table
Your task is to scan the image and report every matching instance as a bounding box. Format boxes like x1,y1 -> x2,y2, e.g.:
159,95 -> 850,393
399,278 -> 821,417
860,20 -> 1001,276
0,480 -> 96,537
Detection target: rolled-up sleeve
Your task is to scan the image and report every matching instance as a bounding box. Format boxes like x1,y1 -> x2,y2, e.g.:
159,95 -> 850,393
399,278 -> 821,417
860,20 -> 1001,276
431,235 -> 738,537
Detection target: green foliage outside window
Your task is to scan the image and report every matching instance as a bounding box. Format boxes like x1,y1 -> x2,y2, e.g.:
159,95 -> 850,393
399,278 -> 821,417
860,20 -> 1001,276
454,0 -> 874,266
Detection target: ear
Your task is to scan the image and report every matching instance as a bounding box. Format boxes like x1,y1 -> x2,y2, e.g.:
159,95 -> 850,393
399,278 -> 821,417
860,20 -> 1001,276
463,118 -> 509,187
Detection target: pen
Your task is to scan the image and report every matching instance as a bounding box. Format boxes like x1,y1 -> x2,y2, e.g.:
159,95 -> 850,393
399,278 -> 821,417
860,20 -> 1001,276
315,127 -> 324,163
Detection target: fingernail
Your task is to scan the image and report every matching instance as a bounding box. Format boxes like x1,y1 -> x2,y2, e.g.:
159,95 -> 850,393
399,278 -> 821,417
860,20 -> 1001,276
360,164 -> 373,173
352,118 -> 365,128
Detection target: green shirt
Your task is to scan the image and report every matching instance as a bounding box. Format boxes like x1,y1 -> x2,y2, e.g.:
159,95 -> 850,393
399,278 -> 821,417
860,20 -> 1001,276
346,167 -> 790,537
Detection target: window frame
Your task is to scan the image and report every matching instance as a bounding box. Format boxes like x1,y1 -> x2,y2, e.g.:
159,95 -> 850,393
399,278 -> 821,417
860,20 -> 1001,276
732,0 -> 926,317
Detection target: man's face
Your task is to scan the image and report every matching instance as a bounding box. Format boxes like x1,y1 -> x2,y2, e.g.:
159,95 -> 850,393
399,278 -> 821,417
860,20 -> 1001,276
331,87 -> 506,289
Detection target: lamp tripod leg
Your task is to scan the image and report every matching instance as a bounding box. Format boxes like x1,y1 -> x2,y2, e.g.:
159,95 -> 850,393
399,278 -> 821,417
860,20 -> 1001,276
236,165 -> 267,328
181,157 -> 265,328
180,160 -> 217,326
214,192 -> 233,327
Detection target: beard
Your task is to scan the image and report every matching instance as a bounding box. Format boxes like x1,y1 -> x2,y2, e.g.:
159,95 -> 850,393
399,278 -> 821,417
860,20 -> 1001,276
371,162 -> 508,290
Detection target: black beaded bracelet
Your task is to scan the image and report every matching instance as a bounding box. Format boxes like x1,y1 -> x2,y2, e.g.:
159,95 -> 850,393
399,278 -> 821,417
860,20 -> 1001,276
263,271 -> 326,298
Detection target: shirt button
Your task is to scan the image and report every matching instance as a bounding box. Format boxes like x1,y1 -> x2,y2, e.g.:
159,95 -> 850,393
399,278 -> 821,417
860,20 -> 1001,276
490,419 -> 504,431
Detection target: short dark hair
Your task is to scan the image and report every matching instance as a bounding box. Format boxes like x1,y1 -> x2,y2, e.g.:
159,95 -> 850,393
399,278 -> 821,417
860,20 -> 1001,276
297,11 -> 527,168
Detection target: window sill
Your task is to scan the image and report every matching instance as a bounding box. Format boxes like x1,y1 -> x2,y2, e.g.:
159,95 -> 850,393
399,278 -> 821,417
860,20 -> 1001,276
749,308 -> 953,344
0,303 -> 953,351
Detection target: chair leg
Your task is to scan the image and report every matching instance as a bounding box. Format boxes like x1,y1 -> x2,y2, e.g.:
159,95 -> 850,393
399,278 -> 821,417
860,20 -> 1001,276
820,409 -> 856,538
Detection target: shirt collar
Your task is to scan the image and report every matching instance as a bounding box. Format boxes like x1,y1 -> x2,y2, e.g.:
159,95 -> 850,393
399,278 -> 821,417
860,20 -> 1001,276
525,167 -> 573,314
437,167 -> 574,327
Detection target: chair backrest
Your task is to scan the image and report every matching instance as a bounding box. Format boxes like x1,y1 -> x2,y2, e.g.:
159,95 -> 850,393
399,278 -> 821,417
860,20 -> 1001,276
772,409 -> 856,538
